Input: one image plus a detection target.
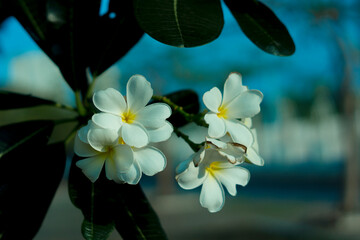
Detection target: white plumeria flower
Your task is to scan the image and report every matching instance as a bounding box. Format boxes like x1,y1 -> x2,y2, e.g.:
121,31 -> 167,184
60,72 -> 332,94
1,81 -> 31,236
74,121 -> 167,184
202,72 -> 263,144
176,145 -> 250,213
92,74 -> 172,148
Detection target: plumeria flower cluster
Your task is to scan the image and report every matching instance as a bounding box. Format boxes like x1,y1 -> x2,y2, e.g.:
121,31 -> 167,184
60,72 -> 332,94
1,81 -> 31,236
74,75 -> 173,184
176,72 -> 264,212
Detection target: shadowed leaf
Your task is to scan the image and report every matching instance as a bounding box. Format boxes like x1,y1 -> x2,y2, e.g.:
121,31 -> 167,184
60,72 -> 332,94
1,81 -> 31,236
134,0 -> 224,47
0,91 -> 56,110
224,0 -> 295,56
69,155 -> 167,240
0,121 -> 66,239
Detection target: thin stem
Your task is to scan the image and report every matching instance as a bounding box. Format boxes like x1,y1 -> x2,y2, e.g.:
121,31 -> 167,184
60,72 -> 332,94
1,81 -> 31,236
173,127 -> 202,152
75,90 -> 87,117
152,95 -> 208,127
85,70 -> 98,101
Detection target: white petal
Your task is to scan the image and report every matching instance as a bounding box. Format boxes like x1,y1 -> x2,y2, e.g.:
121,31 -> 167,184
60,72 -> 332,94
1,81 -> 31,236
205,137 -> 227,149
200,175 -> 225,213
87,128 -> 119,152
218,143 -> 246,163
112,144 -> 134,172
105,157 -> 117,181
118,160 -> 142,185
204,113 -> 226,138
136,103 -> 172,128
215,166 -> 250,196
76,155 -> 106,182
78,122 -> 92,143
225,120 -> 254,147
246,147 -> 264,166
74,134 -> 98,157
222,72 -> 247,105
92,113 -> 122,130
202,87 -> 222,113
226,90 -> 263,119
121,123 -> 149,148
148,121 -> 173,143
93,88 -> 126,115
126,75 -> 153,113
176,160 -> 206,190
133,146 -> 166,176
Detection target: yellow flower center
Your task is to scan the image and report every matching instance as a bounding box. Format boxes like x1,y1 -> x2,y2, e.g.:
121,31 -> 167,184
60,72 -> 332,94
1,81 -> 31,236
121,110 -> 136,124
118,137 -> 125,145
217,106 -> 228,119
206,161 -> 222,176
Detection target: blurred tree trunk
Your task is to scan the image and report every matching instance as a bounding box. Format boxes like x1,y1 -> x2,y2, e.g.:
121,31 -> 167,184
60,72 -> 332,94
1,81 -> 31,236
339,39 -> 359,213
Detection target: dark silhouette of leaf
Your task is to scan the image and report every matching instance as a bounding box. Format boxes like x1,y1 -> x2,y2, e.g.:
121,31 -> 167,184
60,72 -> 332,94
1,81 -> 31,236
224,0 -> 295,56
0,121 -> 66,239
11,0 -> 143,95
69,155 -> 167,240
134,0 -> 224,47
0,91 -> 56,110
89,0 -> 144,77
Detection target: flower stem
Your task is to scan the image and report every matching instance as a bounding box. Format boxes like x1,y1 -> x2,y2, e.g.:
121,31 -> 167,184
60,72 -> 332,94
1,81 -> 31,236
152,95 -> 208,127
173,127 -> 202,152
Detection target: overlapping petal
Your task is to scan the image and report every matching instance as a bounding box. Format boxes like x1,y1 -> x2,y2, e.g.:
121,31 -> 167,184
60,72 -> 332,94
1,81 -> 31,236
121,123 -> 149,148
215,167 -> 250,196
199,175 -> 225,213
87,128 -> 119,152
74,133 -> 98,157
222,72 -> 247,105
204,113 -> 226,138
126,75 -> 153,113
93,87 -> 126,114
134,147 -> 166,176
176,160 -> 207,190
136,103 -> 172,128
225,90 -> 263,119
203,87 -> 222,113
118,160 -> 142,185
76,154 -> 106,183
92,113 -> 122,131
147,121 -> 173,143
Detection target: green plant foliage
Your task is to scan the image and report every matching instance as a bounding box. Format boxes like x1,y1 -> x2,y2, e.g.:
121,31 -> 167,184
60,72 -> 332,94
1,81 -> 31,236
0,91 -> 55,110
11,0 -> 143,94
89,0 -> 144,77
134,0 -> 224,47
69,156 -> 167,240
224,0 -> 295,56
0,121 -> 66,239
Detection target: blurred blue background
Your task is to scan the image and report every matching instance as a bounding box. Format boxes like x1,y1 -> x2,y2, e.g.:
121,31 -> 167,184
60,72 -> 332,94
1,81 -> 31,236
0,0 -> 359,239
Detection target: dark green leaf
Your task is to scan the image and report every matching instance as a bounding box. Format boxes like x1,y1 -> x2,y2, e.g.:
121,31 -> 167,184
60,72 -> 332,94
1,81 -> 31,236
0,91 -> 55,110
134,0 -> 224,47
11,0 -> 144,93
69,156 -> 167,240
0,121 -> 66,239
224,0 -> 295,56
12,0 -> 101,94
89,0 -> 144,77
114,184 -> 168,240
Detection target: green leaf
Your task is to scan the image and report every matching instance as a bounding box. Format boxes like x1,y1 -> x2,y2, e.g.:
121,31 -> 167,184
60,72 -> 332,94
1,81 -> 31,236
69,156 -> 167,240
114,184 -> 168,240
134,0 -> 224,47
0,91 -> 55,110
224,0 -> 295,56
11,1 -> 144,94
11,0 -> 98,94
0,121 -> 66,239
89,0 -> 144,77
